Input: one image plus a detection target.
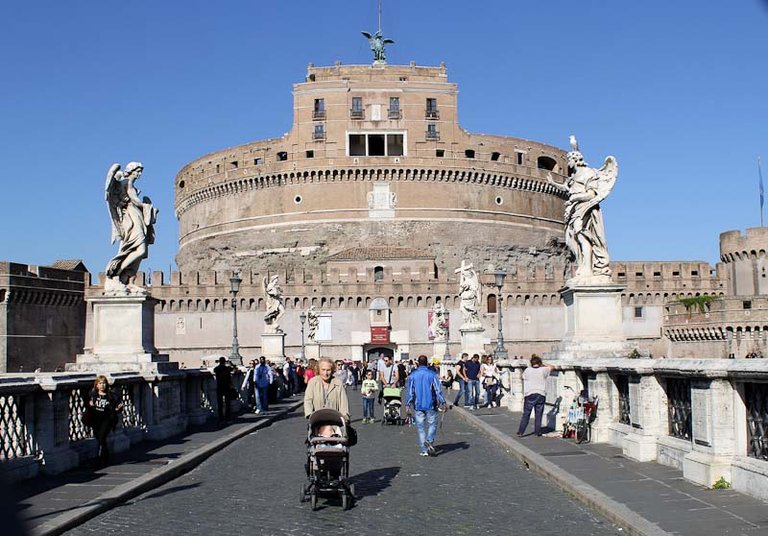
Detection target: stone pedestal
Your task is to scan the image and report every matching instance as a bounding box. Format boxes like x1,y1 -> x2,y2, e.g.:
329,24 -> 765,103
306,343 -> 321,360
550,282 -> 633,359
432,340 -> 449,359
460,327 -> 485,355
68,295 -> 176,373
261,332 -> 286,361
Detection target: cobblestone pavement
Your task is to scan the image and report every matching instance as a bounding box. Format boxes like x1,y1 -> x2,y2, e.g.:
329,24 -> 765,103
66,396 -> 619,536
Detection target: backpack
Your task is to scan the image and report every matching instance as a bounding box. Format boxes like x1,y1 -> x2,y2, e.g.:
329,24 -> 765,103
255,365 -> 269,386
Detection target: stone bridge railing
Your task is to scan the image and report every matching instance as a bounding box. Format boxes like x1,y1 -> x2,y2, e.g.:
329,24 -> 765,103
495,358 -> 768,502
0,368 -> 246,482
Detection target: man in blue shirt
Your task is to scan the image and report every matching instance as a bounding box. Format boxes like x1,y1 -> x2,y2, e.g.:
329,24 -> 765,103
405,355 -> 447,457
464,353 -> 482,410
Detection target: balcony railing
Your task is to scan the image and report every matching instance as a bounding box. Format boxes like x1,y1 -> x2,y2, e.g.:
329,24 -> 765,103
666,378 -> 692,440
350,109 -> 364,120
312,110 -> 326,120
313,130 -> 326,140
425,109 -> 440,119
426,130 -> 440,141
388,109 -> 402,120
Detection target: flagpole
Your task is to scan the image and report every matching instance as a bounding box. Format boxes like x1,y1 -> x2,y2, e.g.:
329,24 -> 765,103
760,157 -> 765,227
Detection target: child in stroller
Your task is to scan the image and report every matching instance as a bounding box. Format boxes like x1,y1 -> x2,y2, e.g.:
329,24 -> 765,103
381,386 -> 404,425
301,408 -> 355,510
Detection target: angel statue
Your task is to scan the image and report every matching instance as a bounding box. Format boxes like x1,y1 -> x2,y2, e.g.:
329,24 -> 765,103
262,275 -> 285,333
361,30 -> 394,64
430,302 -> 449,341
547,136 -> 618,284
454,260 -> 482,330
306,305 -> 319,342
104,162 -> 159,295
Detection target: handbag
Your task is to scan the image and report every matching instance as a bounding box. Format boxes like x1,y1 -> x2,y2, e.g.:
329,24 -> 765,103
346,422 -> 358,447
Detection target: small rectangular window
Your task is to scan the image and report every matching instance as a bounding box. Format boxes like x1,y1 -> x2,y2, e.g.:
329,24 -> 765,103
743,300 -> 752,310
215,164 -> 221,173
516,152 -> 524,165
389,97 -> 401,119
691,270 -> 699,277
426,123 -> 439,140
672,271 -> 680,277
277,151 -> 288,161
634,306 -> 643,318
254,158 -> 263,165
368,134 -> 385,156
436,149 -> 445,157
387,134 -> 404,156
230,161 -> 238,169
653,271 -> 661,277
349,134 -> 366,156
491,152 -> 501,161
617,272 -> 626,278
313,124 -> 325,140
352,97 -> 363,112
465,149 -> 475,158
306,150 -> 314,158
426,98 -> 438,118
313,98 -> 325,120
635,272 -> 643,277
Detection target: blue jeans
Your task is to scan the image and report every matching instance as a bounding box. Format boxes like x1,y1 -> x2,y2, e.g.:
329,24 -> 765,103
256,386 -> 269,412
453,378 -> 466,405
362,398 -> 375,419
468,379 -> 481,407
413,409 -> 439,453
518,393 -> 546,435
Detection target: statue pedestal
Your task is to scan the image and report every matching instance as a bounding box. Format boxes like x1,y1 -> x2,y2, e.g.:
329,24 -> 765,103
549,282 -> 633,359
460,327 -> 485,356
67,294 -> 177,373
433,340 -> 449,359
306,343 -> 321,360
261,332 -> 286,362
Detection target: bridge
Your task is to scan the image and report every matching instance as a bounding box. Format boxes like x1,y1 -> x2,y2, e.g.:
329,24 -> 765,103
5,368 -> 768,536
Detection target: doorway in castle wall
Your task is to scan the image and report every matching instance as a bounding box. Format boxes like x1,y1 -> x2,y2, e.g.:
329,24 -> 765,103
365,345 -> 395,362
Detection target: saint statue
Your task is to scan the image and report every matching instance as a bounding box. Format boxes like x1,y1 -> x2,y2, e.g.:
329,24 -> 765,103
455,260 -> 481,329
262,275 -> 285,333
104,162 -> 159,296
361,30 -> 394,64
307,305 -> 319,342
547,136 -> 618,284
430,302 -> 449,341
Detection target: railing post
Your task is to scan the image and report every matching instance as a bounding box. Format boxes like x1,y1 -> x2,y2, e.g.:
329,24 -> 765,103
35,380 -> 78,475
621,372 -> 665,462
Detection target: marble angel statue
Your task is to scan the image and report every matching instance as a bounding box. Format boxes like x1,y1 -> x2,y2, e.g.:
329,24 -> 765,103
262,275 -> 285,333
430,302 -> 449,341
547,136 -> 618,283
455,260 -> 481,329
361,30 -> 394,63
306,305 -> 319,342
104,162 -> 159,295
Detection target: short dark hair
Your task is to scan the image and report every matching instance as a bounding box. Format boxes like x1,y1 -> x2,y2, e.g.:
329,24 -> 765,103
530,355 -> 543,367
472,354 -> 480,360
218,357 -> 226,364
417,355 -> 429,366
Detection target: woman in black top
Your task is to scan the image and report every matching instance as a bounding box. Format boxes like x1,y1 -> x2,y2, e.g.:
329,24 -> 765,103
89,375 -> 123,467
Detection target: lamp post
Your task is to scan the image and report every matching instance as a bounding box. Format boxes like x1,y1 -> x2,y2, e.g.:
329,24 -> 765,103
299,311 -> 307,361
229,273 -> 243,365
489,268 -> 508,360
443,310 -> 451,361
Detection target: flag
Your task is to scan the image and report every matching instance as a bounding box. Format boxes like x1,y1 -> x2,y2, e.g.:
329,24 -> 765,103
760,157 -> 765,223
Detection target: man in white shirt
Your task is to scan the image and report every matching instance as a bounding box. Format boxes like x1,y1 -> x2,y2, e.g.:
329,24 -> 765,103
517,354 -> 555,437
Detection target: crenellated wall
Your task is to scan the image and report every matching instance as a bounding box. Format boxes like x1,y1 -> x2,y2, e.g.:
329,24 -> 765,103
720,227 -> 768,297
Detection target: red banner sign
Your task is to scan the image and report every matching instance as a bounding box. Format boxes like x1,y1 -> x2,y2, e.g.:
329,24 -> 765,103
370,326 -> 390,344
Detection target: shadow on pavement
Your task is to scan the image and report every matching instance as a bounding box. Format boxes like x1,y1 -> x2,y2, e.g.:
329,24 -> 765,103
349,466 -> 400,498
133,482 -> 204,503
436,441 -> 470,455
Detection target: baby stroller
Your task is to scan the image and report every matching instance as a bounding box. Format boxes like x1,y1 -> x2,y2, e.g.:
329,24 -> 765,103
300,409 -> 355,510
381,387 -> 404,425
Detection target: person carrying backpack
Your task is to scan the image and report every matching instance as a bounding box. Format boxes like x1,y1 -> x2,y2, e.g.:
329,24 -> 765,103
254,355 -> 274,414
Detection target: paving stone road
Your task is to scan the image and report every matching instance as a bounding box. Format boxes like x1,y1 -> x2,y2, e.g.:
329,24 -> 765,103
66,395 -> 619,536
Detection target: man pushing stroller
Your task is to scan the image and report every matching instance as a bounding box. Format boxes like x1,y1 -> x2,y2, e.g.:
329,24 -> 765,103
405,355 -> 447,457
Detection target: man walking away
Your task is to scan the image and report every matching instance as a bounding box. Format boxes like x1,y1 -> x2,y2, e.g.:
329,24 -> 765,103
517,355 -> 555,437
254,356 -> 274,414
453,353 -> 469,407
465,354 -> 482,410
240,359 -> 257,411
213,357 -> 235,422
405,355 -> 447,457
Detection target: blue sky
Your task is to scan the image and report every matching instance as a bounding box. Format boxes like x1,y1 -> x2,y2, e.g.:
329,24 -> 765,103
1,0 -> 767,276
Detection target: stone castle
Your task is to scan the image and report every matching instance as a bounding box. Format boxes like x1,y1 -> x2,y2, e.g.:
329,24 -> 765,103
3,62 -> 766,370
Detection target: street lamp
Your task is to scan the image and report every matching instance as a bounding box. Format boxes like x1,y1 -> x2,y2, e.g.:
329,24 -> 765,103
443,310 -> 451,361
489,267 -> 508,360
299,311 -> 307,361
229,272 -> 243,365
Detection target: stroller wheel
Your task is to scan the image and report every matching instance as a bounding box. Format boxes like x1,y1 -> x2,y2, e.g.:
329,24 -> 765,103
310,492 -> 318,511
300,483 -> 309,503
342,492 -> 350,510
349,483 -> 356,499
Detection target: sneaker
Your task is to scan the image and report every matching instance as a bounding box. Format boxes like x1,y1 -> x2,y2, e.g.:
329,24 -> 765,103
254,409 -> 261,414
419,452 -> 429,457
424,441 -> 437,457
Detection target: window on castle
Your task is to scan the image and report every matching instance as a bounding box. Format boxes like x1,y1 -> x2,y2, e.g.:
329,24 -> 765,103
465,149 -> 475,159
351,97 -> 364,119
313,123 -> 325,140
277,151 -> 288,161
349,134 -> 366,156
313,98 -> 325,120
436,149 -> 445,157
387,134 -> 404,156
537,156 -> 557,170
691,270 -> 699,277
374,266 -> 384,281
634,306 -> 643,318
305,150 -> 314,158
743,300 -> 752,310
487,294 -> 497,314
425,98 -> 438,118
516,152 -> 524,165
368,134 -> 385,156
491,152 -> 501,161
254,158 -> 263,165
347,132 -> 406,157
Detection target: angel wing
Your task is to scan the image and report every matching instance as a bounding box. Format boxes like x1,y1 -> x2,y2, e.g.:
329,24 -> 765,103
383,39 -> 395,44
361,31 -> 372,39
593,156 -> 618,204
262,276 -> 269,295
104,163 -> 123,244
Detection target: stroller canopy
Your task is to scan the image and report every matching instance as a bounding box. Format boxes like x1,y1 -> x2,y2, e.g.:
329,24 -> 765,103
308,408 -> 347,428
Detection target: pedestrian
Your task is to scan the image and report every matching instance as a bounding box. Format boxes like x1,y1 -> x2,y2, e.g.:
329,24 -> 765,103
397,360 -> 407,387
304,358 -> 317,386
253,356 -> 274,414
441,369 -> 455,389
88,375 -> 123,467
465,353 -> 482,409
453,353 -> 469,407
304,357 -> 350,419
360,369 -> 379,423
295,360 -> 306,392
481,355 -> 500,407
405,355 -> 447,457
213,357 -> 235,422
378,355 -> 399,404
349,361 -> 360,390
517,354 -> 555,437
240,358 -> 257,411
